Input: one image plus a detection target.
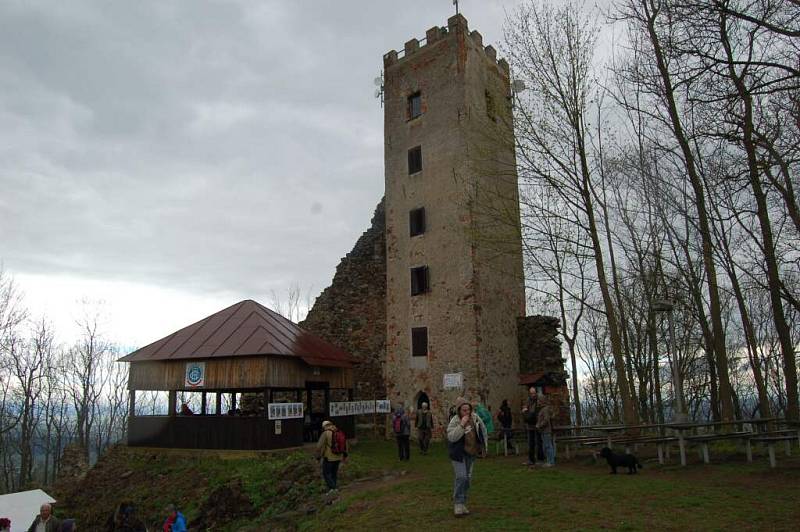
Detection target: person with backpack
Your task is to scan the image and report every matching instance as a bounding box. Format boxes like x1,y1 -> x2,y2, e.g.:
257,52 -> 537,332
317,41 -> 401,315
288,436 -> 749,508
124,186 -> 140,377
392,404 -> 411,461
317,419 -> 347,492
447,396 -> 487,517
415,402 -> 434,455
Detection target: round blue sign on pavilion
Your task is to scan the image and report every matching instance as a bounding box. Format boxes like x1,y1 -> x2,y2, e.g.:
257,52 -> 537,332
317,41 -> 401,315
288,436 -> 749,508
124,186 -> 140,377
186,362 -> 204,387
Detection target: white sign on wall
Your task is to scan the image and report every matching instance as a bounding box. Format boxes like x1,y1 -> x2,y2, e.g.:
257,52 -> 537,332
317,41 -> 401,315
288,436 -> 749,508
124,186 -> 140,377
184,362 -> 206,388
274,420 -> 282,435
330,400 -> 391,416
267,402 -> 304,420
375,400 -> 391,413
443,372 -> 463,390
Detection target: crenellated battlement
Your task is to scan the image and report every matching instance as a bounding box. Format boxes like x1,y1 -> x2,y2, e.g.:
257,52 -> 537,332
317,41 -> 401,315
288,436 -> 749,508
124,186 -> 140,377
383,14 -> 509,76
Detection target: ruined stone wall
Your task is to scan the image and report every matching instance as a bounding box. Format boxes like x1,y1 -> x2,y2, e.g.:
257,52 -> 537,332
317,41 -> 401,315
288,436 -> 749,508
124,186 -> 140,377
518,315 -> 570,424
300,200 -> 386,400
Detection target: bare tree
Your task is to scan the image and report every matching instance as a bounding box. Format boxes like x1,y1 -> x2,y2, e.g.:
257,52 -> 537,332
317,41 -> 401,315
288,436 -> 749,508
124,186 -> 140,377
92,346 -> 129,456
615,0 -> 738,420
65,303 -> 112,460
505,0 -> 638,425
7,318 -> 53,487
269,282 -> 314,323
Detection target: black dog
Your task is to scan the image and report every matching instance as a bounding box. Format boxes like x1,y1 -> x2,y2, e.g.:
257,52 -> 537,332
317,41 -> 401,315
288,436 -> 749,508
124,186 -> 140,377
599,447 -> 642,474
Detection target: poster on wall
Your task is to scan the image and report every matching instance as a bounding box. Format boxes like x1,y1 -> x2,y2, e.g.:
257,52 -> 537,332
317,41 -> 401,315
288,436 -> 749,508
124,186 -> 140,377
184,362 -> 205,388
443,372 -> 463,390
268,402 -> 304,420
329,400 -> 390,416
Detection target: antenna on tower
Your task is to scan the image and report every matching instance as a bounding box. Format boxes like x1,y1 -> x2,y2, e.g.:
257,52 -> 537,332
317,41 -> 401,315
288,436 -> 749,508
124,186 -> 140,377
453,0 -> 459,15
374,71 -> 385,107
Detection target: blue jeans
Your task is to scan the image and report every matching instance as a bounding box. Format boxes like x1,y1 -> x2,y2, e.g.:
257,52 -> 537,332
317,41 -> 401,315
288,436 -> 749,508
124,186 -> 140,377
541,432 -> 555,465
451,455 -> 475,504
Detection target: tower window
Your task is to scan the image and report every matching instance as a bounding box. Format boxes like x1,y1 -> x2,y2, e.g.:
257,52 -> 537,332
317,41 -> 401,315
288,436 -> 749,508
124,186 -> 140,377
408,146 -> 422,174
408,92 -> 422,120
410,266 -> 430,296
409,207 -> 426,237
485,89 -> 496,121
411,327 -> 428,357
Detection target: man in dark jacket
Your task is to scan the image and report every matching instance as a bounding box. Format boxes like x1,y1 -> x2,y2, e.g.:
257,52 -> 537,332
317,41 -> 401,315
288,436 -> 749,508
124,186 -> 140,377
522,386 -> 540,466
415,402 -> 434,454
26,503 -> 59,532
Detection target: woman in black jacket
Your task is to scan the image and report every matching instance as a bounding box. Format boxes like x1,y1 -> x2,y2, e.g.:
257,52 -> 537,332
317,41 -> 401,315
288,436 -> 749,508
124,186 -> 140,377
497,399 -> 516,454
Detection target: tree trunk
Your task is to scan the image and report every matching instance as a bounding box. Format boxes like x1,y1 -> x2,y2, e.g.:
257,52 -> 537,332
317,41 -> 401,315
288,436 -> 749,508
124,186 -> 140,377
640,0 -> 734,420
717,11 -> 799,420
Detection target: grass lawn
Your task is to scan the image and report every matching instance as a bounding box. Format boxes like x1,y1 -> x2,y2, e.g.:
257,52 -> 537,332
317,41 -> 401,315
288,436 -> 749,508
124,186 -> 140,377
301,439 -> 800,531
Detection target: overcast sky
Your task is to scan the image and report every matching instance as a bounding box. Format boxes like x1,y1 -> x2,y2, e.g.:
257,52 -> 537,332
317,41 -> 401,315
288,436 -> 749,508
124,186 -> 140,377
1,1 -> 528,347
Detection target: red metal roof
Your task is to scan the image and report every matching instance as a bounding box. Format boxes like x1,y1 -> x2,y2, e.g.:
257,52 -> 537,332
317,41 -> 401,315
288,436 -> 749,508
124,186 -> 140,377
519,372 -> 545,385
119,299 -> 354,368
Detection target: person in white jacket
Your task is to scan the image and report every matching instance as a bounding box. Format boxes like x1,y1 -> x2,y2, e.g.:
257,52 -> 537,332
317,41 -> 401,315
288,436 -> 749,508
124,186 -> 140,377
446,397 -> 488,517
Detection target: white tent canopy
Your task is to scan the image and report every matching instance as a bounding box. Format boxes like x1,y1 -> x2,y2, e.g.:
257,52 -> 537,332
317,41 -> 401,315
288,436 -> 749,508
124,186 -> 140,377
0,489 -> 56,532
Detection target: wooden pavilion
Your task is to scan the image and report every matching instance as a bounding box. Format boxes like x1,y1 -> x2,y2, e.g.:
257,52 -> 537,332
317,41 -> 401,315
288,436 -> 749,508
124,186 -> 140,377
120,299 -> 355,450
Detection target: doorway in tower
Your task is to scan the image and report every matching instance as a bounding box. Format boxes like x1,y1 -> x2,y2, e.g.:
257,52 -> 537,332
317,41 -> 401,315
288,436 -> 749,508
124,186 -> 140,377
415,391 -> 430,411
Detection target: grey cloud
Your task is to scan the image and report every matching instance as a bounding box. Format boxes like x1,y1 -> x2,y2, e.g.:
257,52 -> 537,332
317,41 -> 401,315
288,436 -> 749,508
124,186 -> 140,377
0,0 -> 522,301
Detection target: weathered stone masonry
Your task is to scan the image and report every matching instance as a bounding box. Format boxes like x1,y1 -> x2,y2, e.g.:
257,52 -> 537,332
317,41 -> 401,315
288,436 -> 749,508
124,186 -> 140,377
302,206 -> 569,415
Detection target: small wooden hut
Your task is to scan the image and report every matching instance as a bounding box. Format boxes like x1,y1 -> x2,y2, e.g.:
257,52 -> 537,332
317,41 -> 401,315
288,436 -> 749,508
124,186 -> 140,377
120,299 -> 355,450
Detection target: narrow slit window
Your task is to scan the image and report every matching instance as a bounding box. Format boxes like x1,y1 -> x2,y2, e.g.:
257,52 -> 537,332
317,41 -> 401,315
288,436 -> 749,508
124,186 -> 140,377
408,146 -> 422,174
485,89 -> 496,121
410,266 -> 429,296
408,92 -> 422,119
409,207 -> 426,237
411,327 -> 428,357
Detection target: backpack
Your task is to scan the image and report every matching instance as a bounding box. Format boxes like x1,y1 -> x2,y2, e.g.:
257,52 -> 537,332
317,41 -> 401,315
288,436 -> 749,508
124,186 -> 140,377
392,414 -> 403,434
331,429 -> 347,455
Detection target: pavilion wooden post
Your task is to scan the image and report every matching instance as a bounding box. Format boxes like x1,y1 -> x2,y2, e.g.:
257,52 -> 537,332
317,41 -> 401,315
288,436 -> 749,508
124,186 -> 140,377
201,392 -> 207,415
215,392 -> 222,416
129,390 -> 136,418
373,392 -> 377,440
231,392 -> 237,413
168,390 -> 176,417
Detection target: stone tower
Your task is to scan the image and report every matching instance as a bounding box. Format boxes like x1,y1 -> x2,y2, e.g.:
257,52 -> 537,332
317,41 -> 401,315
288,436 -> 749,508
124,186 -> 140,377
383,14 -> 526,427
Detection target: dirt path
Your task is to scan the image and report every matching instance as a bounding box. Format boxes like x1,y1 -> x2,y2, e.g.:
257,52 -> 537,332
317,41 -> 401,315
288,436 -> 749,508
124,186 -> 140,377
343,470 -> 424,495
